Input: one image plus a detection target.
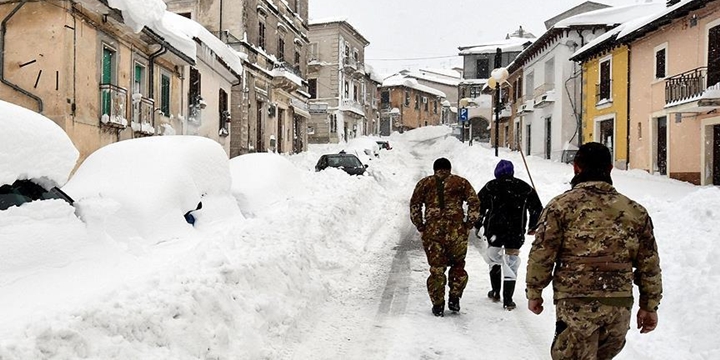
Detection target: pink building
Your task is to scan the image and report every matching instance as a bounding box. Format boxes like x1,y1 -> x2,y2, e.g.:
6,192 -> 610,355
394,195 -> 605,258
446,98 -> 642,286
623,0 -> 720,185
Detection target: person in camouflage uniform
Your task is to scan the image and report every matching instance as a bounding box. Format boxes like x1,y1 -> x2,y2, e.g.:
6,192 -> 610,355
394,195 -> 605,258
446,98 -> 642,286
410,158 -> 480,317
526,142 -> 663,360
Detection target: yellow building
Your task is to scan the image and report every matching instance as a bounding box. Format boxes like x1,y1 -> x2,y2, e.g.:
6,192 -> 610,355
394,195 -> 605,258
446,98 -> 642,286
571,32 -> 630,169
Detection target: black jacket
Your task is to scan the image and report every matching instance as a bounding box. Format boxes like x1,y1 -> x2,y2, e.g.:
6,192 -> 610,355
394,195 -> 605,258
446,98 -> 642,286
475,176 -> 543,249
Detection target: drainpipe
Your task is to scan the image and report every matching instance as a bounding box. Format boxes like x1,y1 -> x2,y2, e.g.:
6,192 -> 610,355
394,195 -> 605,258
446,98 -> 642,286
219,0 -> 223,38
148,45 -> 167,99
0,0 -> 44,113
626,46 -> 632,170
576,29 -> 586,146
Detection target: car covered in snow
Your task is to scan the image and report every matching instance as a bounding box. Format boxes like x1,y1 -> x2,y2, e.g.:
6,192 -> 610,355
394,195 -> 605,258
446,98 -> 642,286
315,152 -> 367,176
63,136 -> 243,243
342,137 -> 381,165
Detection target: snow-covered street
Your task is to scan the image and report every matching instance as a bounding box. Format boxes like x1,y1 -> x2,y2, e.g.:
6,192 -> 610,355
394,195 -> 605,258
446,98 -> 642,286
1,126 -> 718,359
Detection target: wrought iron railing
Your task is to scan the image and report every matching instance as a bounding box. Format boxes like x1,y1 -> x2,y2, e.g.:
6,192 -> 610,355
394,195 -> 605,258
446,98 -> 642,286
595,80 -> 612,103
665,67 -> 707,105
273,61 -> 303,78
100,83 -> 128,127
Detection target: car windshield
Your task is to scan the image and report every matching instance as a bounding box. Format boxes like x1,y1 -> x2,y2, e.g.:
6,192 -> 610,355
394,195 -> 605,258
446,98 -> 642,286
328,156 -> 362,168
0,179 -> 74,210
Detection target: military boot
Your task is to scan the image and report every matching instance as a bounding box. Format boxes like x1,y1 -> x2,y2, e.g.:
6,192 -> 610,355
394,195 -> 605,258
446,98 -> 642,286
448,296 -> 460,312
503,280 -> 516,310
488,265 -> 501,302
432,303 -> 445,317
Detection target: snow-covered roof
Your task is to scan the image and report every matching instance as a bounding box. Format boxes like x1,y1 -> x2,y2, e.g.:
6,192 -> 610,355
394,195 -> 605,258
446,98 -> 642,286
154,11 -> 247,75
364,63 -> 385,84
106,0 -> 245,75
381,76 -> 446,98
617,0 -> 696,40
459,36 -> 534,55
400,69 -> 461,87
0,100 -> 79,187
554,2 -> 666,29
308,16 -> 349,25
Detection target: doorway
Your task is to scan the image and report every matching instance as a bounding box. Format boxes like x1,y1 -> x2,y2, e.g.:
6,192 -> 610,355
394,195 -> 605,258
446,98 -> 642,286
598,119 -> 614,160
656,116 -> 667,175
708,25 -> 720,87
277,108 -> 285,153
544,117 -> 551,160
256,101 -> 263,152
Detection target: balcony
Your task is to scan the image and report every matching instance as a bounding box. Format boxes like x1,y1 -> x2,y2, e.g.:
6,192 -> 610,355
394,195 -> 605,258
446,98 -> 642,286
131,94 -> 155,136
271,61 -> 304,92
665,67 -> 720,111
516,99 -> 534,115
99,84 -> 128,128
534,89 -> 556,108
595,80 -> 612,106
499,103 -> 512,119
342,57 -> 358,73
339,99 -> 365,117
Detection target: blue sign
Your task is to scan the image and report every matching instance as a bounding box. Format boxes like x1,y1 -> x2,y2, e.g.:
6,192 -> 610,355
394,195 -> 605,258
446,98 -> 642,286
459,108 -> 468,122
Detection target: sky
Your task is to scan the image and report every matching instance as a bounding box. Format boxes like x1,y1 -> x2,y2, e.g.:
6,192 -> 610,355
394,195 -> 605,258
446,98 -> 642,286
308,0 -> 663,75
2,96 -> 719,358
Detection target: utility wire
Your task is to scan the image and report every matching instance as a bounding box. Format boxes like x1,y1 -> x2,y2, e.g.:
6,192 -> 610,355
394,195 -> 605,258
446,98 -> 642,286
366,54 -> 460,61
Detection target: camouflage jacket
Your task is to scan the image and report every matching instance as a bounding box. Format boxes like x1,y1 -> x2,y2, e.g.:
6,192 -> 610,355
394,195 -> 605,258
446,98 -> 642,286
410,170 -> 480,231
526,181 -> 662,312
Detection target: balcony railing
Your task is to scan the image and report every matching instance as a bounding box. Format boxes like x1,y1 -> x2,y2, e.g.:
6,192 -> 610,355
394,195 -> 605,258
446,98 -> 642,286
595,80 -> 612,104
665,67 -> 707,105
100,83 -> 128,128
340,99 -> 364,115
274,61 -> 303,78
131,94 -> 155,134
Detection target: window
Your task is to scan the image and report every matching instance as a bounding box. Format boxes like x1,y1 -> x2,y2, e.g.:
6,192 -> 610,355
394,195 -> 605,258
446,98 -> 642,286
470,86 -> 481,98
160,73 -> 170,116
415,94 -> 419,109
638,122 -> 642,140
330,114 -> 337,133
476,56 -> 490,79
189,67 -> 202,119
599,58 -> 611,101
353,50 -> 359,62
258,22 -> 266,49
278,38 -> 285,61
294,51 -> 301,66
516,76 -> 523,100
544,58 -> 555,89
100,45 -> 117,116
381,90 -> 389,104
655,46 -> 666,79
525,72 -> 534,98
308,79 -> 317,99
434,100 -> 438,114
133,62 -> 146,94
354,84 -> 359,102
423,97 -> 428,111
344,81 -> 349,98
219,89 -> 229,132
309,43 -> 318,61
404,90 -> 410,107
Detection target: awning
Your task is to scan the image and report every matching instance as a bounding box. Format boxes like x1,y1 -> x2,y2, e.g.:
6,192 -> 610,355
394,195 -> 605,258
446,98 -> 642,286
292,106 -> 311,119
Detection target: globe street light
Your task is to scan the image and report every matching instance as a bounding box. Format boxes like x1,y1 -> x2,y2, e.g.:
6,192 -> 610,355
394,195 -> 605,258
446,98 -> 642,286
488,66 -> 509,157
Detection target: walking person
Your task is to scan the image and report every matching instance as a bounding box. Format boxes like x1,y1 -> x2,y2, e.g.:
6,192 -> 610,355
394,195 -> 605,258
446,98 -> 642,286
475,159 -> 543,310
526,142 -> 663,359
410,158 -> 480,317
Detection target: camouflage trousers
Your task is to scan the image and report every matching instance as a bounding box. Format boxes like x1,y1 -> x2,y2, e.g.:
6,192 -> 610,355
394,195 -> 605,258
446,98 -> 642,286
421,222 -> 469,306
551,299 -> 631,360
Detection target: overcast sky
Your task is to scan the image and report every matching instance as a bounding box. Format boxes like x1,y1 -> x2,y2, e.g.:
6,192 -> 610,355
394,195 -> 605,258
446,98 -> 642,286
308,0 -> 661,75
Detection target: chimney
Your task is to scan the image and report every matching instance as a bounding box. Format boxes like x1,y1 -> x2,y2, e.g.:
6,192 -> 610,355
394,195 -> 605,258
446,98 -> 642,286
667,0 -> 680,6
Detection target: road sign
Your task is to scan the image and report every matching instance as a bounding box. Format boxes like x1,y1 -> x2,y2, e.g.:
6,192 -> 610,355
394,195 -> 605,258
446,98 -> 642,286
459,108 -> 468,122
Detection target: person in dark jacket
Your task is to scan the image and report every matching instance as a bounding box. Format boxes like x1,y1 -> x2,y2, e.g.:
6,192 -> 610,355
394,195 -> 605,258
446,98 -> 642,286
475,159 -> 543,310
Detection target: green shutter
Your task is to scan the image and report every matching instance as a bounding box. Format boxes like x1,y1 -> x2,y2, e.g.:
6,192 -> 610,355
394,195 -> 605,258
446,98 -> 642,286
161,74 -> 170,115
101,48 -> 113,115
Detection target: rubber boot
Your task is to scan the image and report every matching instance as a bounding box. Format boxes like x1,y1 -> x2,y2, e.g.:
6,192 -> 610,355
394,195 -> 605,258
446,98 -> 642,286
448,296 -> 460,312
503,280 -> 516,310
488,265 -> 501,302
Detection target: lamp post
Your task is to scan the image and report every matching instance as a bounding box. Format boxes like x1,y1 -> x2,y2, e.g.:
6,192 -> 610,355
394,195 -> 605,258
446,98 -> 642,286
488,67 -> 509,157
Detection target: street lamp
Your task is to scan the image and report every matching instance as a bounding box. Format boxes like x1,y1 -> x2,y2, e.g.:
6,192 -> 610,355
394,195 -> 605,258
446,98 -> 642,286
488,67 -> 509,157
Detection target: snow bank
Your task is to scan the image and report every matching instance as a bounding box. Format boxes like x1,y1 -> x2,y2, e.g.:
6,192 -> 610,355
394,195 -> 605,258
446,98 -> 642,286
63,136 -> 240,243
0,100 -> 78,187
229,152 -> 309,217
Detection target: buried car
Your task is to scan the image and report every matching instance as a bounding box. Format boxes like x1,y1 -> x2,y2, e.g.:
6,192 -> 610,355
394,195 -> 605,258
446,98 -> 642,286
315,152 -> 367,176
63,136 -> 243,243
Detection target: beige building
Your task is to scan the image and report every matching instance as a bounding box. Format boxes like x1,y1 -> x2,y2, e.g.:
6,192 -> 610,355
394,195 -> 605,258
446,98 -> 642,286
0,0 -> 194,163
380,75 -> 446,133
623,0 -> 720,185
307,19 -> 372,143
165,0 -> 311,155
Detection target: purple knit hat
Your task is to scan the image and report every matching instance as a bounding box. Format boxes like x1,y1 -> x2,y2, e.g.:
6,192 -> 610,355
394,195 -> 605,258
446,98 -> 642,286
494,160 -> 514,179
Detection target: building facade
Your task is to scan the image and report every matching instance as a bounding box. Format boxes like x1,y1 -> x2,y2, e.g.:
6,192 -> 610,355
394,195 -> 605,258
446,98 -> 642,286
164,0 -> 311,155
0,0 -> 196,163
380,77 -> 446,133
306,19 -> 371,143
